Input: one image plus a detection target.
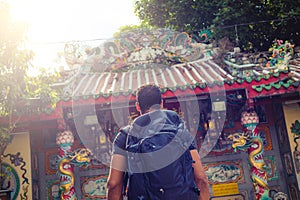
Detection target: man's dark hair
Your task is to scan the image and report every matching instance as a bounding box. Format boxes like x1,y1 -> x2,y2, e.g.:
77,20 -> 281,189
136,84 -> 162,113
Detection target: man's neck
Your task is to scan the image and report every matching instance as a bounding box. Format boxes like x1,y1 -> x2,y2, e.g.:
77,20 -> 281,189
141,107 -> 161,115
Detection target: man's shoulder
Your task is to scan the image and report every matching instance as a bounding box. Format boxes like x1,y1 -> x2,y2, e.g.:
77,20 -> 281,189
163,109 -> 181,121
113,125 -> 131,148
112,125 -> 130,156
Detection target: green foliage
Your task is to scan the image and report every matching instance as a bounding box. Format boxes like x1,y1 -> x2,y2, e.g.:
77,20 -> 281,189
134,0 -> 300,51
25,68 -> 60,110
0,127 -> 12,155
113,24 -> 151,38
0,2 -> 59,152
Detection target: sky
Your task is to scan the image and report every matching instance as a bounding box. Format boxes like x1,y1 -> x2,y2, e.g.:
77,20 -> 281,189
7,0 -> 140,70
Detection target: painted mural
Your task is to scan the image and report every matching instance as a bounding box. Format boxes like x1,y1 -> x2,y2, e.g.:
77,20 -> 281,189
204,160 -> 245,184
81,175 -> 108,199
0,162 -> 20,199
3,142 -> 30,199
264,156 -> 278,181
47,179 -> 60,200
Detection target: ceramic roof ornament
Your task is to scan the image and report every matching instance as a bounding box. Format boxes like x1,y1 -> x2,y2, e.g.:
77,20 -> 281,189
266,40 -> 294,70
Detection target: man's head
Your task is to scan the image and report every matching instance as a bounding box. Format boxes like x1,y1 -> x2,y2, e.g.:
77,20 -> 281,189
135,84 -> 162,114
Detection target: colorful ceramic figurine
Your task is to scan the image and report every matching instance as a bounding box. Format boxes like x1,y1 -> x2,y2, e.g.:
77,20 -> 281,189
266,40 -> 294,70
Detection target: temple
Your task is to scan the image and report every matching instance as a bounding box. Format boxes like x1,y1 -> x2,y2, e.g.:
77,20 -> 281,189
1,29 -> 300,199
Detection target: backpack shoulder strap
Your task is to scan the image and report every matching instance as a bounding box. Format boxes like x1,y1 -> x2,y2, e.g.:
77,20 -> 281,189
120,125 -> 130,135
119,125 -> 130,197
174,121 -> 194,150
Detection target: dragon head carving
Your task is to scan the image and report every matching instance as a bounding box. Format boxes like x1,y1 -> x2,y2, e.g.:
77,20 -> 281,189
68,148 -> 92,167
228,131 -> 250,151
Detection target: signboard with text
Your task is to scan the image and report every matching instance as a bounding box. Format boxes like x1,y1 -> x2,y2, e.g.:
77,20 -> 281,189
212,183 -> 239,197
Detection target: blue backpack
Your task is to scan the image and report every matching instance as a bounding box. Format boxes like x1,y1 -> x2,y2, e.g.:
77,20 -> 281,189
122,115 -> 200,200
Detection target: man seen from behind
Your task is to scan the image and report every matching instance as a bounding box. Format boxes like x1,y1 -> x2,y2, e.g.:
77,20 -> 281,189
107,84 -> 210,200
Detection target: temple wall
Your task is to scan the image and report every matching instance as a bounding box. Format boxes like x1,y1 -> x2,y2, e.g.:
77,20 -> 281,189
3,132 -> 32,200
283,102 -> 300,190
29,97 -> 300,199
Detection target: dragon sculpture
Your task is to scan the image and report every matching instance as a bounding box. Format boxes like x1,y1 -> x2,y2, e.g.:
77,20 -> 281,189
57,148 -> 92,200
64,29 -> 213,73
56,130 -> 91,200
228,110 -> 270,200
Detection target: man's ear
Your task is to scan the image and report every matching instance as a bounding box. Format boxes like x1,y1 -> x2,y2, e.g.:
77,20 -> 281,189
135,101 -> 141,112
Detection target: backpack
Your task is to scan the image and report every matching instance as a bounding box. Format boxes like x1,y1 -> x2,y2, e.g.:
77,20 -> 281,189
123,114 -> 200,200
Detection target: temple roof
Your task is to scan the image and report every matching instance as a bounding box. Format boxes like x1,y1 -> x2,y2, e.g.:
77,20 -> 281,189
56,29 -> 300,103
62,59 -> 232,98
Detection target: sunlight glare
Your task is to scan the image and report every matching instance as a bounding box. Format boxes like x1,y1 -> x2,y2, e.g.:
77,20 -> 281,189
7,0 -> 139,73
9,0 -> 139,43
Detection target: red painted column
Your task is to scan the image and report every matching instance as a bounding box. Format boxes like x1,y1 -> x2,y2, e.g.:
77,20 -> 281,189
56,130 -> 77,200
241,110 -> 269,200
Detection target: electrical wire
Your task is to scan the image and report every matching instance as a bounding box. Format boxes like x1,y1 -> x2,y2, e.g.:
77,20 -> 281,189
20,15 -> 300,46
216,16 -> 300,30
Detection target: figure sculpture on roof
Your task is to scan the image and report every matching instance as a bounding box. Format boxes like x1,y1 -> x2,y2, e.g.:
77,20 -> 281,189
266,40 -> 294,70
63,29 -> 212,73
